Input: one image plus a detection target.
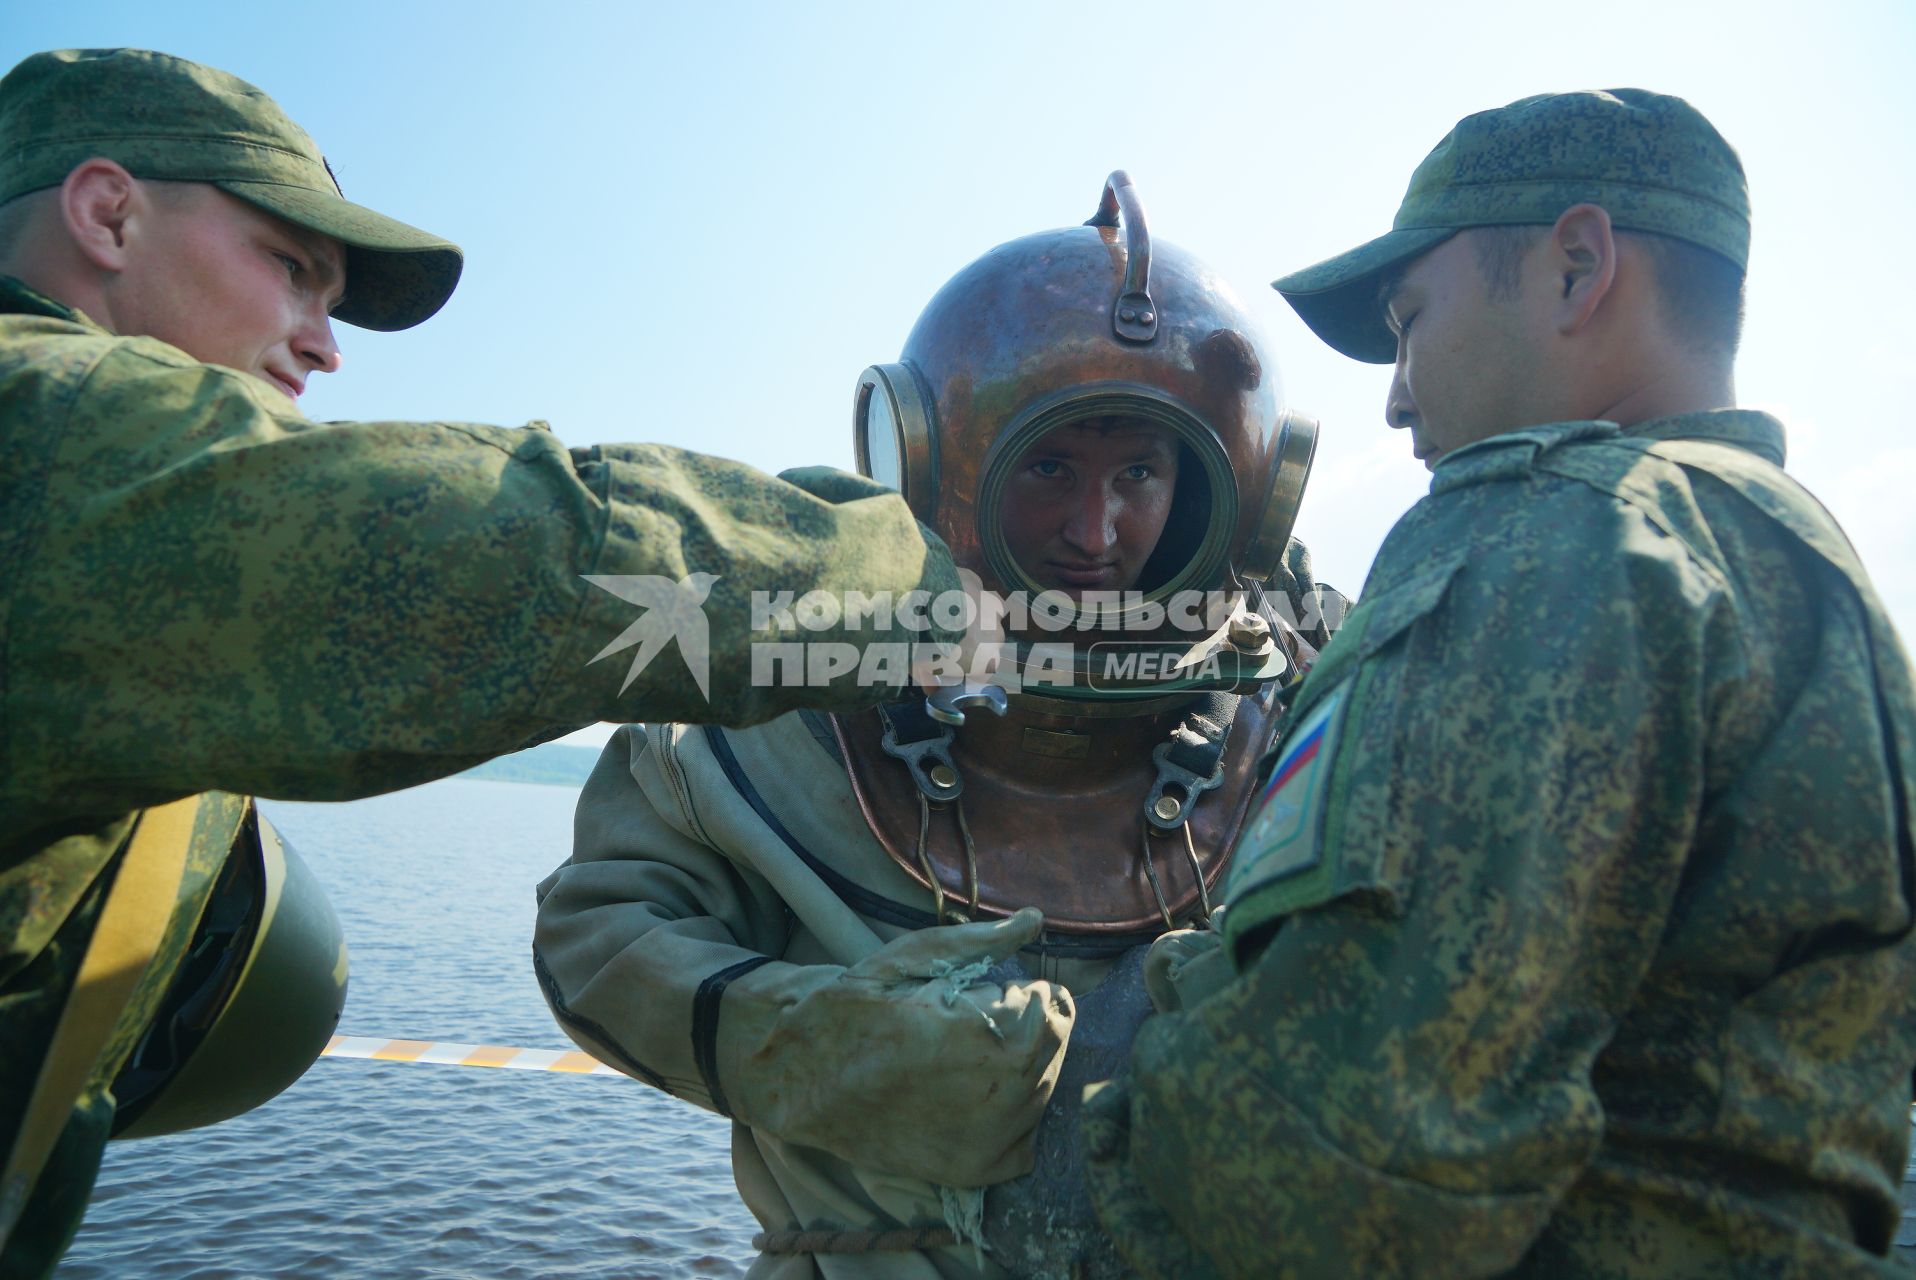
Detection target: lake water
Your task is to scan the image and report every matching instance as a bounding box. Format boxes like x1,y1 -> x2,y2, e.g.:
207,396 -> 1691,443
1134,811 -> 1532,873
58,777 -> 758,1280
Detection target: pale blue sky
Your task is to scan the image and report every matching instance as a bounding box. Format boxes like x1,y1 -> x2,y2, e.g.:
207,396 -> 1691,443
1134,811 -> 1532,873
6,1 -> 1911,747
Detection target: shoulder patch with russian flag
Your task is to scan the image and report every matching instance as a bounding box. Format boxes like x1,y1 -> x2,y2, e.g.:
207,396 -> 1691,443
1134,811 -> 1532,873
1230,685 -> 1347,892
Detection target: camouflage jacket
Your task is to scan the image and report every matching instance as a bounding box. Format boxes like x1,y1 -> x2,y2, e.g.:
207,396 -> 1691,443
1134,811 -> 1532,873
1083,411 -> 1916,1278
0,274 -> 956,1275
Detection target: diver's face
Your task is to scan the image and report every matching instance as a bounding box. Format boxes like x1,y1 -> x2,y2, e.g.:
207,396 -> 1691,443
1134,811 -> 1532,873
1000,417 -> 1179,597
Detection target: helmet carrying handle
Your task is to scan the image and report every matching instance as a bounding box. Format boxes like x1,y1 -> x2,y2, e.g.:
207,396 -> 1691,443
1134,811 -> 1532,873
1084,171 -> 1158,343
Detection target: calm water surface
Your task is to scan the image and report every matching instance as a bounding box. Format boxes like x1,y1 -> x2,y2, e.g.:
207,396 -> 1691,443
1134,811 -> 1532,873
59,777 -> 757,1280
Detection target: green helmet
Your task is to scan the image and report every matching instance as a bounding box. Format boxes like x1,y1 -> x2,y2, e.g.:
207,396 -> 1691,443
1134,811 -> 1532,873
109,807 -> 348,1139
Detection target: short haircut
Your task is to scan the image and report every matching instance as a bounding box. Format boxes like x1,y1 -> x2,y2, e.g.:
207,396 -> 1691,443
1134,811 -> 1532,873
0,174 -> 203,256
1631,229 -> 1747,358
1470,225 -> 1536,302
1468,223 -> 1746,358
0,191 -> 41,252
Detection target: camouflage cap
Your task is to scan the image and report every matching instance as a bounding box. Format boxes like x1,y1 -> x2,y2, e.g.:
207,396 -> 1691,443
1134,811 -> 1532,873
0,49 -> 462,331
1274,89 -> 1750,364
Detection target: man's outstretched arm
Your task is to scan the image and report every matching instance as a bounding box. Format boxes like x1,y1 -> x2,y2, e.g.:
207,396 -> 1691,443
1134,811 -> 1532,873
11,337 -> 958,825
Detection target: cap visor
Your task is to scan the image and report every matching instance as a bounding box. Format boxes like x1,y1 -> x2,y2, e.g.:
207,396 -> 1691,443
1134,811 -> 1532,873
1271,227 -> 1455,364
217,180 -> 464,331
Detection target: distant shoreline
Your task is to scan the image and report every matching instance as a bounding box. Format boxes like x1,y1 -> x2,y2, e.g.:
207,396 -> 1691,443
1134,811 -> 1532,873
458,742 -> 601,788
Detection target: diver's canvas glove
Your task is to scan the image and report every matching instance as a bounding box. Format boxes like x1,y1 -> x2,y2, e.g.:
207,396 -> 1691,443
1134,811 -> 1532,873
1142,920 -> 1233,1013
717,907 -> 1074,1187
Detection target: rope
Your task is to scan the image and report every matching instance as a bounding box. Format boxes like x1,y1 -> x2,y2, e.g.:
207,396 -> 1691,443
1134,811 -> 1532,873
752,1225 -> 958,1254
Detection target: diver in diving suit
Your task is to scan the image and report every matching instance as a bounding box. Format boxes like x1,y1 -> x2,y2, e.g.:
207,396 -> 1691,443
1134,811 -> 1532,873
532,172 -> 1345,1279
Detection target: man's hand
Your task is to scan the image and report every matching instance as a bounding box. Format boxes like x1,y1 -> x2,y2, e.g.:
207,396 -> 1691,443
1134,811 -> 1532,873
722,907 -> 1073,1186
1142,917 -> 1233,1013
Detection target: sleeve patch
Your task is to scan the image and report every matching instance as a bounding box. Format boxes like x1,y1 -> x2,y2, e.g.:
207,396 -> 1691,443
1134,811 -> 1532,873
1229,685 -> 1348,893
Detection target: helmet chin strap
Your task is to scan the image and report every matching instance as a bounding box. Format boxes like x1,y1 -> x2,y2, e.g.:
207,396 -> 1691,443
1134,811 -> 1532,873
1144,691 -> 1236,836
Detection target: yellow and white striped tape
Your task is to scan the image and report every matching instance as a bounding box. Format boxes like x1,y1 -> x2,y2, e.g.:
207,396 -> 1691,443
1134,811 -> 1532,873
322,1035 -> 625,1077
324,1043 -> 1916,1130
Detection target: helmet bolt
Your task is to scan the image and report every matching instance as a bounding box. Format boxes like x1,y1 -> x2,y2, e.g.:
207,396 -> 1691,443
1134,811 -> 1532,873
1153,794 -> 1183,823
1119,307 -> 1138,323
1228,614 -> 1272,648
1139,311 -> 1155,324
929,764 -> 959,791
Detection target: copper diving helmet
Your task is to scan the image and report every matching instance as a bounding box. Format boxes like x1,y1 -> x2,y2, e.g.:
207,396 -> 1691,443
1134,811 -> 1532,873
853,171 -> 1317,708
833,173 -> 1326,937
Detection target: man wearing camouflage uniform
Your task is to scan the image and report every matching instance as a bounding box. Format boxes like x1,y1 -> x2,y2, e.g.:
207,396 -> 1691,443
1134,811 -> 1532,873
0,49 -> 958,1278
1083,90 -> 1916,1277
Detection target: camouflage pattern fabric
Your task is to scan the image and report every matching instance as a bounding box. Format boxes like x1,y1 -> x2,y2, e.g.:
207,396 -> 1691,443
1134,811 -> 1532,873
0,275 -> 959,1278
1274,88 -> 1751,364
1084,410 -> 1916,1277
0,795 -> 246,1279
0,49 -> 462,332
